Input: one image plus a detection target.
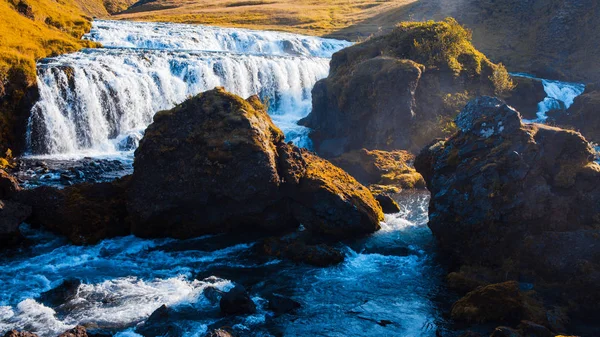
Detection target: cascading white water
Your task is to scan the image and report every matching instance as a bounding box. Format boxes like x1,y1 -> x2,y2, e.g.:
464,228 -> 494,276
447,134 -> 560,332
511,73 -> 585,122
27,20 -> 351,156
86,20 -> 350,57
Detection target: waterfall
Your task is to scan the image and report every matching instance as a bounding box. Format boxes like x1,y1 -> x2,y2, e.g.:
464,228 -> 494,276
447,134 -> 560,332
85,20 -> 350,58
27,20 -> 351,157
510,73 -> 585,123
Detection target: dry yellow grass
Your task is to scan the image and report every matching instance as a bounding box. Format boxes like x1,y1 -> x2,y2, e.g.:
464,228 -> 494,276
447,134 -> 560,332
112,0 -> 418,37
0,0 -> 100,89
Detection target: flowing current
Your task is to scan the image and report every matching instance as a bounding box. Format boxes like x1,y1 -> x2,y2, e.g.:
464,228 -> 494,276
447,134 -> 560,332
27,20 -> 351,157
0,192 -> 448,337
511,72 -> 585,122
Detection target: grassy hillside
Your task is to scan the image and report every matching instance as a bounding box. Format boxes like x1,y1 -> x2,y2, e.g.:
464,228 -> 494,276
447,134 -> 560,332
112,0 -> 418,36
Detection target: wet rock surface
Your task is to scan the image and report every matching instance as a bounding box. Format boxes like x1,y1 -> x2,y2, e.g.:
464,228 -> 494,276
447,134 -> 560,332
219,284 -> 256,316
13,157 -> 133,189
259,235 -> 344,267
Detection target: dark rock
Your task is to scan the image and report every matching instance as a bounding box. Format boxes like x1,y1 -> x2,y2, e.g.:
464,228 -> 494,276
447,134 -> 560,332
549,83 -> 600,143
416,96 -> 600,268
15,176 -> 130,245
374,194 -> 400,214
505,76 -> 546,120
0,200 -> 31,247
116,132 -> 143,151
219,284 -> 256,316
450,281 -> 545,325
490,327 -> 521,337
128,87 -> 382,240
267,294 -> 301,315
0,169 -> 21,199
259,236 -> 344,267
136,305 -> 184,337
39,278 -> 82,307
57,326 -> 88,337
457,332 -> 482,337
517,320 -> 552,337
300,19 -> 501,156
204,327 -> 236,337
446,272 -> 488,295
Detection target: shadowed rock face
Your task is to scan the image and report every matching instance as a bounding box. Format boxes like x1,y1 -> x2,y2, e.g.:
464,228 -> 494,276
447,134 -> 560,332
549,83 -> 600,143
416,96 -> 600,265
416,96 -> 600,316
126,87 -> 383,240
300,20 -> 502,157
16,177 -> 131,245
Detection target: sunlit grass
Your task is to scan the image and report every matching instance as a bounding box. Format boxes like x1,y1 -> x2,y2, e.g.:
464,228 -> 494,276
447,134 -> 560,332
112,0 -> 417,37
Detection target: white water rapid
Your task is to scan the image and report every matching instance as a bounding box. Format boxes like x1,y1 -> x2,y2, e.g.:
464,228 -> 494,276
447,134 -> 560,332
27,20 -> 351,157
511,73 -> 585,123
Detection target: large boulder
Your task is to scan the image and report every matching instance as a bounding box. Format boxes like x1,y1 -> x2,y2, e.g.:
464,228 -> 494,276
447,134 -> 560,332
415,96 -> 600,318
219,284 -> 256,316
416,96 -> 600,266
300,19 -> 510,157
15,177 -> 130,245
128,87 -> 382,240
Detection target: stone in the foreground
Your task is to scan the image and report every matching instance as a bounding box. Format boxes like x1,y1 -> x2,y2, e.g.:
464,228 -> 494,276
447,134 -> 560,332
416,96 -> 600,267
128,87 -> 383,240
415,96 -> 600,323
219,284 -> 256,316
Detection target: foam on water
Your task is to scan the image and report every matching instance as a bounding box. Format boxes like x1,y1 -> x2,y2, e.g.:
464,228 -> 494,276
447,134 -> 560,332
26,20 -> 350,158
0,228 -> 258,336
0,192 -> 446,337
85,20 -> 351,58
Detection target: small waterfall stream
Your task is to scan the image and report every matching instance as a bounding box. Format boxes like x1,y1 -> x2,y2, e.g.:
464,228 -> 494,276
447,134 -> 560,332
26,20 -> 351,157
510,72 -> 585,122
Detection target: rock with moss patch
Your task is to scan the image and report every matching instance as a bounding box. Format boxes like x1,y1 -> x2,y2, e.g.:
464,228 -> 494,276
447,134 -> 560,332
416,97 -> 600,266
300,19 -> 507,157
128,87 -> 382,240
416,96 -> 600,317
451,281 -> 545,325
330,149 -> 425,193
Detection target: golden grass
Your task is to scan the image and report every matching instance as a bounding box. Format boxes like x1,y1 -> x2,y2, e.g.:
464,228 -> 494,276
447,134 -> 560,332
0,0 -> 100,89
112,0 -> 418,37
